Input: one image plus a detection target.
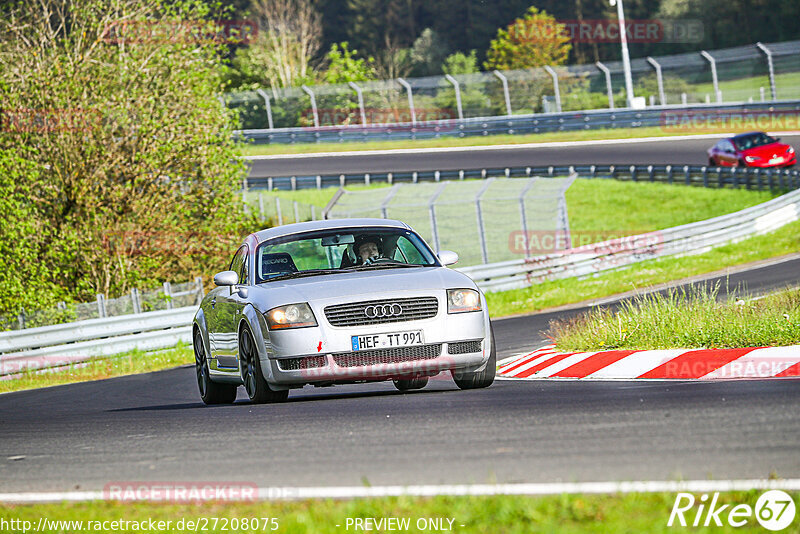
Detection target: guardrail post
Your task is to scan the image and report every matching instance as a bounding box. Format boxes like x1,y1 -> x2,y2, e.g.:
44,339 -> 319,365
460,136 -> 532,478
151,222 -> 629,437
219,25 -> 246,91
630,165 -> 637,182
492,70 -> 513,116
474,179 -> 493,264
397,78 -> 416,126
163,282 -> 173,310
687,165 -> 693,186
646,57 -> 666,106
699,51 -> 721,103
301,85 -> 320,128
666,164 -> 673,184
543,66 -> 562,113
699,166 -> 707,187
194,277 -> 204,306
96,294 -> 107,318
444,74 -> 464,120
595,61 -> 614,109
755,42 -> 777,100
255,88 -> 275,130
647,165 -> 654,182
131,288 -> 141,314
348,81 -> 368,126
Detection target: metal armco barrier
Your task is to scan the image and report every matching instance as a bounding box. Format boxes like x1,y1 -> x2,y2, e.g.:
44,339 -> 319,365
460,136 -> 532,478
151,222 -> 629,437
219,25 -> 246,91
0,307 -> 196,375
236,100 -> 800,145
247,163 -> 800,192
457,186 -> 800,293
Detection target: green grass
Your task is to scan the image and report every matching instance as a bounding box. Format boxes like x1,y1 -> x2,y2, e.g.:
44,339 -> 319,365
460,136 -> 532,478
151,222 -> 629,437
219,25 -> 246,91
1,491 -> 793,533
238,125 -> 727,157
0,344 -> 193,395
692,71 -> 800,102
485,218 -> 800,318
549,285 -> 800,351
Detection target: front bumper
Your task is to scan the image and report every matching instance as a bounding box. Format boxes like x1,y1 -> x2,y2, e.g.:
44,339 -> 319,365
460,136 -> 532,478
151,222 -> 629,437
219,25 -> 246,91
261,292 -> 490,385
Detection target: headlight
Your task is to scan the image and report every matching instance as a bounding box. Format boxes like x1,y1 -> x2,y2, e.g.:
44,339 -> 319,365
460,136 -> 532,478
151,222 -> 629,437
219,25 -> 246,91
744,155 -> 761,163
265,303 -> 317,330
788,146 -> 795,154
447,289 -> 481,313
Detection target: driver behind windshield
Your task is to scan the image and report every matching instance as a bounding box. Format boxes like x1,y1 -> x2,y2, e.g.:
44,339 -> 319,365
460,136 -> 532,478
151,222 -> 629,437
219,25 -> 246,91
353,235 -> 384,265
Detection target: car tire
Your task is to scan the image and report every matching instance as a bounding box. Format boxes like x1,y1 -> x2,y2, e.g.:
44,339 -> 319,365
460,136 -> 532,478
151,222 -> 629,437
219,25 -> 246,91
393,377 -> 429,391
239,324 -> 289,404
194,328 -> 237,405
452,326 -> 496,390
708,157 -> 715,166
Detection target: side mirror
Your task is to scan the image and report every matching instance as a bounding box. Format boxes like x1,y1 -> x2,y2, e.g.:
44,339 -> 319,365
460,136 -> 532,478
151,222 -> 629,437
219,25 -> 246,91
213,270 -> 239,287
438,250 -> 459,266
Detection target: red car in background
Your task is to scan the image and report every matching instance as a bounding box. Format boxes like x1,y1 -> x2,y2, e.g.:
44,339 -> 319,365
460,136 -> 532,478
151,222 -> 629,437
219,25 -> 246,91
707,131 -> 796,168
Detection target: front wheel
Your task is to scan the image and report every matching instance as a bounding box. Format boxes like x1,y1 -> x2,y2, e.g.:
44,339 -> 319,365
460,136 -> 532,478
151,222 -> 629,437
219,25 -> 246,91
452,327 -> 496,390
239,324 -> 289,404
194,329 -> 237,405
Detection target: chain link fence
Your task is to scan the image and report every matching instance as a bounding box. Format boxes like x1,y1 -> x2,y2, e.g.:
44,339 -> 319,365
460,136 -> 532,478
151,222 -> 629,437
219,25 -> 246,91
228,40 -> 800,131
0,278 -> 204,332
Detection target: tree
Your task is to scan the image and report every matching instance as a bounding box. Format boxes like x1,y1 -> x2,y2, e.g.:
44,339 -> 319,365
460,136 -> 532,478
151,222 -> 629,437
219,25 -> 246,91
230,0 -> 322,89
484,6 -> 572,71
408,28 -> 450,77
320,42 -> 377,84
0,0 -> 250,314
442,51 -> 479,75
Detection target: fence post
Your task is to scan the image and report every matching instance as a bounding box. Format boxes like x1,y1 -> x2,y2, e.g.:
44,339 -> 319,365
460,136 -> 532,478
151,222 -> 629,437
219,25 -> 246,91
311,206 -> 316,221
163,282 -> 173,310
276,197 -> 283,225
397,78 -> 416,126
699,51 -> 721,103
255,88 -> 275,130
474,179 -> 493,264
542,66 -> 562,113
595,61 -> 614,109
195,276 -> 204,306
428,183 -> 448,253
492,70 -> 512,116
258,192 -> 265,221
519,178 -> 538,258
293,201 -> 300,223
96,294 -> 107,318
301,85 -> 320,127
755,43 -> 777,100
646,57 -> 666,106
131,288 -> 141,314
444,74 -> 464,120
17,309 -> 25,330
348,81 -> 368,126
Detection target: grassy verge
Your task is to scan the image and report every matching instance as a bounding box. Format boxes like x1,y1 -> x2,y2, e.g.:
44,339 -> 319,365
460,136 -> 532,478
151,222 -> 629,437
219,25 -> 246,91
549,286 -> 800,351
239,125 -> 757,157
0,491 -> 791,533
0,345 -> 193,395
485,219 -> 800,318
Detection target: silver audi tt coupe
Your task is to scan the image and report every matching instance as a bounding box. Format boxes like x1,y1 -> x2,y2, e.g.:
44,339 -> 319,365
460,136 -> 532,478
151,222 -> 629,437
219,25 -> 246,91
193,218 -> 495,404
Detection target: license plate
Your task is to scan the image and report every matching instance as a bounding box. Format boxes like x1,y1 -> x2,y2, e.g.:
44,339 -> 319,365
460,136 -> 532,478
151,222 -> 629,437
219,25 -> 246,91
351,331 -> 424,351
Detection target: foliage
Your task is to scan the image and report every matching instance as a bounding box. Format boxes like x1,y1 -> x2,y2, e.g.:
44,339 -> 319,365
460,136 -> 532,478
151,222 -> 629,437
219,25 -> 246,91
635,74 -> 694,103
484,6 -> 572,71
319,42 -> 377,84
442,51 -> 480,76
0,0 -> 253,315
408,28 -> 451,77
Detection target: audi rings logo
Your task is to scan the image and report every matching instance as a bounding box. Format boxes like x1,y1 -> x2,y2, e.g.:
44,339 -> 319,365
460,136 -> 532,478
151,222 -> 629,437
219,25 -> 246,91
364,304 -> 403,319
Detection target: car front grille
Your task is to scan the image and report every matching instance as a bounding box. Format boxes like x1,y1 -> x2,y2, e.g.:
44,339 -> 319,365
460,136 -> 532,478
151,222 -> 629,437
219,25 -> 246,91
277,355 -> 327,371
324,297 -> 438,327
333,344 -> 442,367
448,340 -> 483,354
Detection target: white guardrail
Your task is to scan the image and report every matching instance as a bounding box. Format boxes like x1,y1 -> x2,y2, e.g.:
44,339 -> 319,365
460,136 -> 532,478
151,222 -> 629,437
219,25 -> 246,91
0,307 -> 195,376
2,186 -> 799,375
458,187 -> 800,293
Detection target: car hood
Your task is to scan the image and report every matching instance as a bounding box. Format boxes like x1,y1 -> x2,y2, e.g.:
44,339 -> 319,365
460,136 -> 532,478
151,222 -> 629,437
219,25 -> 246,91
252,266 -> 476,305
739,142 -> 791,158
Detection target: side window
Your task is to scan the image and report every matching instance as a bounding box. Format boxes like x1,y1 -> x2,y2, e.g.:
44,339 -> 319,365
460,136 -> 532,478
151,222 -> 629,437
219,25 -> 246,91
229,246 -> 247,284
723,141 -> 734,152
395,236 -> 424,264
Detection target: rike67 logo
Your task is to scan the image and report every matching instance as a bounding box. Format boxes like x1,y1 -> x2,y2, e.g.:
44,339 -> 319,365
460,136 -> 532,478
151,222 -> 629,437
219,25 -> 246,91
668,490 -> 796,531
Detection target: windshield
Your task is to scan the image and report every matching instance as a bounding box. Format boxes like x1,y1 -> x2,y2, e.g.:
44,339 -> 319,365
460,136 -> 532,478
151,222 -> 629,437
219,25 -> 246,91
255,227 -> 439,283
733,133 -> 777,151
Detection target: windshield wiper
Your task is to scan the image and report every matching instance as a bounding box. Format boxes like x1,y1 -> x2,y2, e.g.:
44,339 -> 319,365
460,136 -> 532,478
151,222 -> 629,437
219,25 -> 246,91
262,269 -> 345,282
345,262 -> 427,271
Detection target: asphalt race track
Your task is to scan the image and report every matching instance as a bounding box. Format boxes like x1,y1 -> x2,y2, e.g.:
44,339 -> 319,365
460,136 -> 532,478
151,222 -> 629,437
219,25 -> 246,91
2,256 -> 799,493
247,134 -> 800,178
